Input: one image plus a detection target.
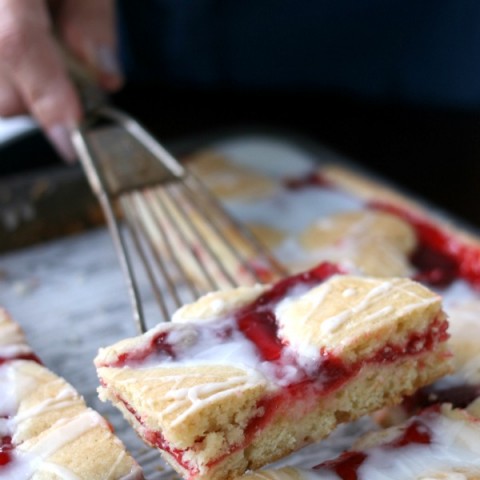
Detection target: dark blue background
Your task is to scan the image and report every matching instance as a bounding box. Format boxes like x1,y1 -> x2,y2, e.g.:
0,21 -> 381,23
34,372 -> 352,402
118,0 -> 480,109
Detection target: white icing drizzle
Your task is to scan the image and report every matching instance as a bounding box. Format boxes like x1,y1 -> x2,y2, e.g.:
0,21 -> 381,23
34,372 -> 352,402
106,275 -> 444,432
0,344 -> 33,358
210,298 -> 226,315
0,361 -> 136,480
276,409 -> 480,479
320,314 -> 347,336
113,328 -> 271,423
105,284 -> 343,423
354,412 -> 480,480
279,278 -> 401,341
139,317 -> 264,372
0,363 -> 39,414
104,449 -> 127,479
342,288 -> 356,298
0,416 -> 14,437
119,467 -> 144,480
118,465 -> 145,480
12,419 -> 141,480
161,371 -> 265,426
394,297 -> 437,316
36,462 -> 82,480
273,276 -> 441,359
14,383 -> 78,424
318,280 -> 395,331
25,428 -> 141,480
275,282 -> 332,342
18,409 -> 103,472
0,409 -> 103,479
250,470 -> 338,480
114,368 -> 266,427
361,305 -> 394,324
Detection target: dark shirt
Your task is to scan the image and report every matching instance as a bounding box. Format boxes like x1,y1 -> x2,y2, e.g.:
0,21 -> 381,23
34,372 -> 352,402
117,0 -> 480,109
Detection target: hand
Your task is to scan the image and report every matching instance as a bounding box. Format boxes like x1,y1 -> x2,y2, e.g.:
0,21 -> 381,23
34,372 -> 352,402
0,0 -> 123,162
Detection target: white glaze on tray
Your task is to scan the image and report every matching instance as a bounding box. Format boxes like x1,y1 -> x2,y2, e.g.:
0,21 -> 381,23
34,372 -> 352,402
225,187 -> 363,235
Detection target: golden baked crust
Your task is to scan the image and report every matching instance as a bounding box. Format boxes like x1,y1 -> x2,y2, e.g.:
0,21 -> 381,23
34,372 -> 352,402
375,280 -> 480,427
95,273 -> 451,480
298,210 -> 417,277
321,163 -> 480,251
172,284 -> 269,322
298,162 -> 480,423
0,310 -> 143,480
239,468 -> 304,479
275,275 -> 442,363
299,211 -> 416,253
186,151 -> 278,201
0,307 -> 31,354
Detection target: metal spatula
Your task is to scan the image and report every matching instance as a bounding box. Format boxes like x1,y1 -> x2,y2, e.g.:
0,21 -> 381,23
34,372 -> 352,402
69,61 -> 287,334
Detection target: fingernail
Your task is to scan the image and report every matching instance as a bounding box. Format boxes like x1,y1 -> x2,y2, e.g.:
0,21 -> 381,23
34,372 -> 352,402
96,45 -> 123,83
46,124 -> 76,164
84,41 -> 123,90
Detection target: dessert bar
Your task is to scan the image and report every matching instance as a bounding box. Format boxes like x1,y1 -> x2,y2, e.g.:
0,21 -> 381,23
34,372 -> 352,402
95,266 -> 451,480
0,309 -> 143,479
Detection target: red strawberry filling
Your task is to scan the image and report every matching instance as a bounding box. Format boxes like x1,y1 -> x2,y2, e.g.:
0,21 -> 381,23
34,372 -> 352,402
106,317 -> 447,478
0,353 -> 41,367
403,382 -> 480,413
369,201 -> 480,288
282,172 -> 480,420
285,170 -> 480,289
0,435 -> 13,467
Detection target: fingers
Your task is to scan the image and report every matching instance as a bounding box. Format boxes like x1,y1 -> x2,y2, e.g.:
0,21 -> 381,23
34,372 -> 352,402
0,0 -> 80,161
57,0 -> 123,91
0,66 -> 25,117
0,0 -> 122,163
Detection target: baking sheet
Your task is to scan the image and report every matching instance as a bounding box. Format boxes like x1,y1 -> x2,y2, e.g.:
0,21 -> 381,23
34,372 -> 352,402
0,132 -> 465,478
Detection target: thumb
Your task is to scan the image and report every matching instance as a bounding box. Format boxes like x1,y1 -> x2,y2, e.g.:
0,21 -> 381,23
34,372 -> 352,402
0,0 -> 81,162
56,0 -> 123,92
